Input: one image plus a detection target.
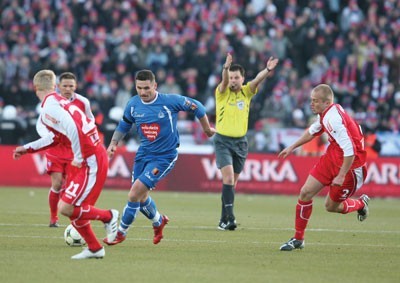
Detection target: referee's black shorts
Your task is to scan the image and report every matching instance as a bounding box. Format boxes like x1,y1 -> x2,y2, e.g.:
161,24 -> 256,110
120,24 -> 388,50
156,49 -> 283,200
213,133 -> 248,174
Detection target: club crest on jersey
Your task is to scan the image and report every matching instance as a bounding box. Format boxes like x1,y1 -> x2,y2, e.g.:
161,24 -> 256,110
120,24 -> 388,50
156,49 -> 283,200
184,99 -> 198,111
190,103 -> 198,111
152,168 -> 159,176
158,110 -> 165,119
237,101 -> 244,110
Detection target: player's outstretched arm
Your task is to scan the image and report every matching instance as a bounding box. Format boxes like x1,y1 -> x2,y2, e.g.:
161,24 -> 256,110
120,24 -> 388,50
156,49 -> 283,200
198,115 -> 216,138
249,56 -> 279,93
13,146 -> 27,160
218,53 -> 233,93
107,130 -> 126,158
278,130 -> 315,158
107,141 -> 118,158
13,131 -> 57,160
278,146 -> 294,159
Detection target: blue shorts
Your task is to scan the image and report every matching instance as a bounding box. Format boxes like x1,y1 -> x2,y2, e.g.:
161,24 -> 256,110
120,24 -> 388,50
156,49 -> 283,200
132,152 -> 178,190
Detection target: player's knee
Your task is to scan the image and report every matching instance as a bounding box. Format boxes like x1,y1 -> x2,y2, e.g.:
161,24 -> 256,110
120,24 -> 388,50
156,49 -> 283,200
325,203 -> 336,212
299,190 -> 313,201
52,181 -> 63,191
222,177 -> 235,185
324,200 -> 341,213
58,202 -> 74,217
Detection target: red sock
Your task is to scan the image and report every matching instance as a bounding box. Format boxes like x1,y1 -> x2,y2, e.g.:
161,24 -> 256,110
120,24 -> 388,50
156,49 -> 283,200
70,205 -> 112,223
342,198 -> 364,214
71,220 -> 102,251
294,199 -> 313,240
48,188 -> 60,222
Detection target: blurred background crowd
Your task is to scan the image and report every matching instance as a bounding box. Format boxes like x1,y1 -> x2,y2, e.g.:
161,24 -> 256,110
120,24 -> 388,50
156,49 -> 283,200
0,0 -> 399,155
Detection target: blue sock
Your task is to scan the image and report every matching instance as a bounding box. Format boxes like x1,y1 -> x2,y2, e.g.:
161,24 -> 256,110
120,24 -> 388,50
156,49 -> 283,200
119,201 -> 140,233
140,196 -> 162,226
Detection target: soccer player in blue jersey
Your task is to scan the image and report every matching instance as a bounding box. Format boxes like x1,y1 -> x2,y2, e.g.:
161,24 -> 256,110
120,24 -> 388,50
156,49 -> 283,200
103,69 -> 216,245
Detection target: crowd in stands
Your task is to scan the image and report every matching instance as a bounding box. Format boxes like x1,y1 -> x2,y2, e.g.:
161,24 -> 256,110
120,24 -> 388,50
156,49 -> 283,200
0,0 -> 399,154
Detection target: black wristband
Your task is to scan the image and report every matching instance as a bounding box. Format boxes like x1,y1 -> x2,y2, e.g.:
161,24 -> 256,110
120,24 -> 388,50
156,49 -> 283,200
266,67 -> 272,72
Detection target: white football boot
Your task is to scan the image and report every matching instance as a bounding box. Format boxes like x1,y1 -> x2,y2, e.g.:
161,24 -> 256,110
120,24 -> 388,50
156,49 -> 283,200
71,247 -> 105,259
104,209 -> 119,242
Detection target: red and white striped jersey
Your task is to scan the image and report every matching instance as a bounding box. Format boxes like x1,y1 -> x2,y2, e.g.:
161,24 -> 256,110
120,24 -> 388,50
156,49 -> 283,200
309,103 -> 366,169
38,93 -> 94,161
25,92 -> 100,163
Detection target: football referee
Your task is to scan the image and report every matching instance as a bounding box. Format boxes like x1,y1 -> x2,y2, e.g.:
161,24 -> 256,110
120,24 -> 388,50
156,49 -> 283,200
214,53 -> 279,230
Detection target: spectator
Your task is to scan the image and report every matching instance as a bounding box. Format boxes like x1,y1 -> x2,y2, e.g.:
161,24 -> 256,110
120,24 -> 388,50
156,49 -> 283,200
0,0 -> 399,155
0,104 -> 25,144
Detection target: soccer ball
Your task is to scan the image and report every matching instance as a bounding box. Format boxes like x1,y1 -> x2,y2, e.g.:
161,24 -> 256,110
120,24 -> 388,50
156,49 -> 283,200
64,224 -> 86,247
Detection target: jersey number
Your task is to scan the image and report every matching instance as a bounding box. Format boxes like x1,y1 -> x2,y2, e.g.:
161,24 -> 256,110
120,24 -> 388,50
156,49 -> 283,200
341,189 -> 350,199
68,105 -> 96,134
67,105 -> 100,145
65,181 -> 80,197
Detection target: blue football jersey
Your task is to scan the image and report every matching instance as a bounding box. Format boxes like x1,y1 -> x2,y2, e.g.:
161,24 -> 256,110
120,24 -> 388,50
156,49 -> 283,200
116,92 -> 206,156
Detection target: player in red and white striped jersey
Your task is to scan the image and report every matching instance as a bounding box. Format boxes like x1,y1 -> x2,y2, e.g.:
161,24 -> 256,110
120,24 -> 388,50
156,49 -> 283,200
41,72 -> 95,228
13,70 -> 118,259
278,84 -> 370,251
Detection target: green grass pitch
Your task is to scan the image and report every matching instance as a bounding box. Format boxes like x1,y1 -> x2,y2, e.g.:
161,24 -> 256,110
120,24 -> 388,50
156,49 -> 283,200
0,187 -> 399,283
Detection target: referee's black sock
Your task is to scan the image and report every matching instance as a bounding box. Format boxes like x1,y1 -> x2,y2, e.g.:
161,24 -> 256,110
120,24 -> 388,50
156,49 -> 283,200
220,195 -> 227,222
222,184 -> 235,221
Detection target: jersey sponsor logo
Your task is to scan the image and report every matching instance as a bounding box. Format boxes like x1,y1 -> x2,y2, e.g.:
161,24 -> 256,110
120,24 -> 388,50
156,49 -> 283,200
130,106 -> 135,116
325,121 -> 334,133
45,113 -> 59,124
141,123 -> 160,141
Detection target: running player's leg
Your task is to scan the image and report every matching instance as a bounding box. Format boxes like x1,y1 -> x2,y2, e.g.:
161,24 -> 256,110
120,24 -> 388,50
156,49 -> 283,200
326,166 -> 369,220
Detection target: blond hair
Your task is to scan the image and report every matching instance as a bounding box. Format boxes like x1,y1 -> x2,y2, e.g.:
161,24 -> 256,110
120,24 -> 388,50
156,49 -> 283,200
33,70 -> 56,91
312,84 -> 334,103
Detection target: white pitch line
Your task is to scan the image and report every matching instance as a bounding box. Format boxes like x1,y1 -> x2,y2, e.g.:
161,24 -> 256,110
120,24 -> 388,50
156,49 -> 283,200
0,222 -> 399,234
0,234 -> 398,248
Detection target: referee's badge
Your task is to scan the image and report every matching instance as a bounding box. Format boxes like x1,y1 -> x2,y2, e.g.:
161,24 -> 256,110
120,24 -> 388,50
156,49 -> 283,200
237,101 -> 244,110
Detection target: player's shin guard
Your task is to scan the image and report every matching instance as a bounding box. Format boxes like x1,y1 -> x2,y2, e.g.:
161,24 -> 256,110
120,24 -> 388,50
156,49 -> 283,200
70,205 -> 112,222
294,199 -> 313,240
71,220 -> 102,251
341,198 -> 364,214
140,197 -> 162,226
119,201 -> 140,233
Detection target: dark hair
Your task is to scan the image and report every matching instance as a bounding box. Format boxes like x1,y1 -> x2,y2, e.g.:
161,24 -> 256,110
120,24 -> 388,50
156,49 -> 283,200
59,72 -> 77,82
135,69 -> 155,82
229,64 -> 245,77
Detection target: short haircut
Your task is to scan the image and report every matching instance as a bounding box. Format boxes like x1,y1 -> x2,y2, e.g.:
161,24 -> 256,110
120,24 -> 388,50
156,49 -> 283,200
59,72 -> 77,82
135,69 -> 155,82
313,84 -> 334,102
33,70 -> 56,91
229,64 -> 245,77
